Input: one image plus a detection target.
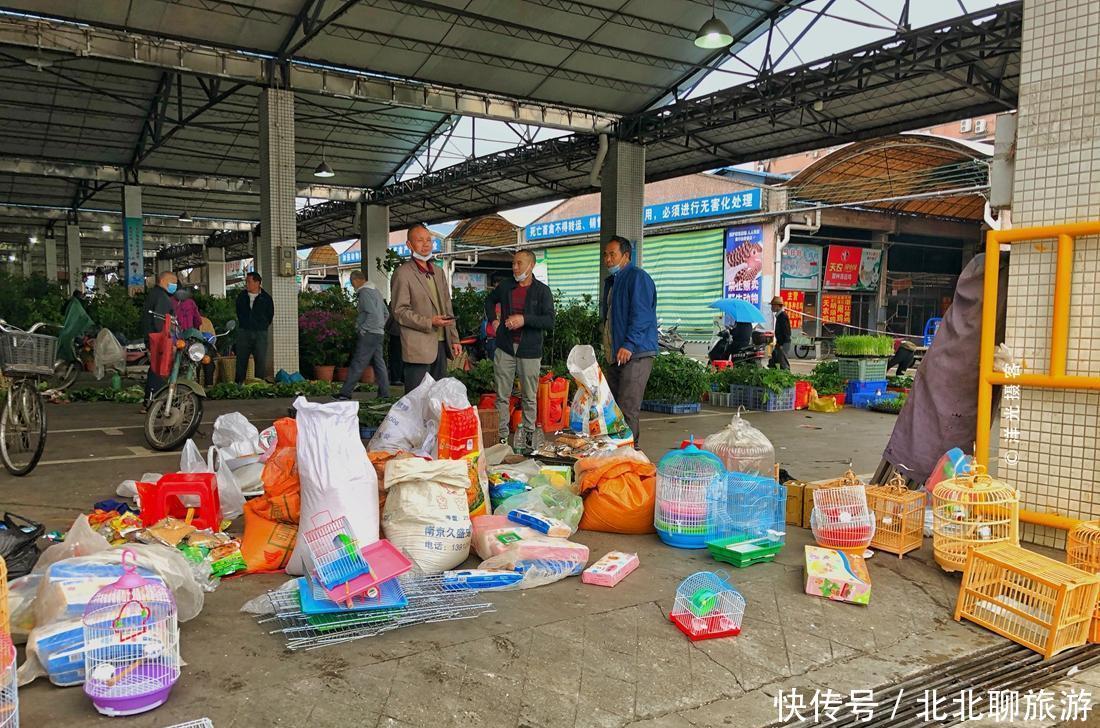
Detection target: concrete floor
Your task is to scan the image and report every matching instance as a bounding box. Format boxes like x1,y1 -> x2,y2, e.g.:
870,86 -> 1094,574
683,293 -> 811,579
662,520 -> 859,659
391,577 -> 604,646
3,395 -> 1091,727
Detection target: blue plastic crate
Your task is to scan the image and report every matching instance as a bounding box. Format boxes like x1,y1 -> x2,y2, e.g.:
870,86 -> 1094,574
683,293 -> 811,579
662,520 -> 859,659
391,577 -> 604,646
728,385 -> 794,412
845,379 -> 889,399
641,401 -> 702,415
359,425 -> 378,440
850,391 -> 900,409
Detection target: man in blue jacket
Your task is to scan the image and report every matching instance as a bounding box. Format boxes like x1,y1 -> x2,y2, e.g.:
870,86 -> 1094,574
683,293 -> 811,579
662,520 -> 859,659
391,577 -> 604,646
601,236 -> 657,445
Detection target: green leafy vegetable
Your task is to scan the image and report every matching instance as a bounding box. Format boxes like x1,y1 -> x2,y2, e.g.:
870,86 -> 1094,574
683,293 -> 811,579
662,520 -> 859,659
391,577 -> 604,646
644,353 -> 711,403
835,335 -> 895,357
807,360 -> 845,396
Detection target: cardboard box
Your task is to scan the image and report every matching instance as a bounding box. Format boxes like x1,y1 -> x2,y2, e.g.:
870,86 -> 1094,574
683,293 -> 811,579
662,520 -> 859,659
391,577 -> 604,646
804,545 -> 871,605
802,482 -> 822,528
783,482 -> 804,526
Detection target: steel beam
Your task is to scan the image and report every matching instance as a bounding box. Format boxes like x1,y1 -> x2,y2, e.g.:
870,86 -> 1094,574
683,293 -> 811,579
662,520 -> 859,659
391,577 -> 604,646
0,206 -> 254,229
0,14 -> 617,132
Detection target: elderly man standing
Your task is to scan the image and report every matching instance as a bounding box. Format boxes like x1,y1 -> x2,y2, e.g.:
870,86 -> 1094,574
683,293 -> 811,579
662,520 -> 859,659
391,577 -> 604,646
484,251 -> 555,449
337,269 -> 390,400
601,236 -> 657,445
391,224 -> 460,390
234,271 -> 274,383
139,270 -> 178,412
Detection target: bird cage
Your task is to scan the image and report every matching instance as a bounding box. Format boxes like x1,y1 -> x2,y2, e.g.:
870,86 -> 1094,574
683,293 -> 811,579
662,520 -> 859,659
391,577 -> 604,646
82,550 -> 180,717
303,512 -> 372,592
810,484 -> 875,556
654,443 -> 725,549
1066,520 -> 1100,643
669,570 -> 745,641
705,472 -> 786,567
932,465 -> 1018,573
0,632 -> 16,728
0,556 -> 8,635
702,410 -> 775,476
866,473 -> 925,558
817,466 -> 865,491
955,543 -> 1100,660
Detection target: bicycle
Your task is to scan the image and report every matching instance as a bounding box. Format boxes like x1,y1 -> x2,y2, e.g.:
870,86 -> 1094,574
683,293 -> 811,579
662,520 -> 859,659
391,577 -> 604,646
0,319 -> 56,476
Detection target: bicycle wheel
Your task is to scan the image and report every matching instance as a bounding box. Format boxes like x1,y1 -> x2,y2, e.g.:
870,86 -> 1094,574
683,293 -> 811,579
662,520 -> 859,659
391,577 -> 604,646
48,360 -> 79,391
1,379 -> 47,476
794,344 -> 812,359
144,388 -> 203,451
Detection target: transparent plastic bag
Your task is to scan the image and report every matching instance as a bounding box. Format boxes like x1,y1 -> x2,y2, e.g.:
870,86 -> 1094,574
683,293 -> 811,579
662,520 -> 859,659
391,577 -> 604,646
212,412 -> 261,459
116,472 -> 163,501
179,440 -> 246,520
93,328 -> 125,380
497,485 -> 583,535
421,377 -> 472,457
477,538 -> 590,590
703,410 -> 775,476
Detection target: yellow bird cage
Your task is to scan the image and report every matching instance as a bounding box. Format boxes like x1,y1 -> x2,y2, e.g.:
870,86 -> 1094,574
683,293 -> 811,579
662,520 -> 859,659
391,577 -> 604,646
955,543 -> 1100,659
932,465 -> 1019,573
867,473 -> 925,558
818,466 -> 865,491
1066,520 -> 1100,643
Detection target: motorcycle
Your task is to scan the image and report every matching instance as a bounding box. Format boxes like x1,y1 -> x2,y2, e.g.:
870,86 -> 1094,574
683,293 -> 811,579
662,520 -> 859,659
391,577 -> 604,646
708,322 -> 772,367
658,322 -> 686,354
144,312 -> 235,451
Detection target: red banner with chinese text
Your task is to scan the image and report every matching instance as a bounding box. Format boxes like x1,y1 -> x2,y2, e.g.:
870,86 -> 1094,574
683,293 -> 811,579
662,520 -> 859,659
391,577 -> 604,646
780,290 -> 804,328
821,293 -> 852,324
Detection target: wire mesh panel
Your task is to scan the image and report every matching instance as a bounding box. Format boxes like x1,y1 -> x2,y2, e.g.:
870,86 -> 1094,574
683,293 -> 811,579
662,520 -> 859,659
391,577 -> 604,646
655,444 -> 725,549
260,571 -> 494,651
669,570 -> 745,641
955,543 -> 1100,660
0,332 -> 56,377
82,550 -> 180,717
302,512 -> 371,591
866,473 -> 925,558
1066,520 -> 1100,643
932,466 -> 1018,573
0,632 -> 16,728
810,484 -> 875,554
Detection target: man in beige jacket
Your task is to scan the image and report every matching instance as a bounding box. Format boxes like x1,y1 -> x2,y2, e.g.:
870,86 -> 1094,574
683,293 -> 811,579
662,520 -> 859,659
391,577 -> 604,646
390,224 -> 461,390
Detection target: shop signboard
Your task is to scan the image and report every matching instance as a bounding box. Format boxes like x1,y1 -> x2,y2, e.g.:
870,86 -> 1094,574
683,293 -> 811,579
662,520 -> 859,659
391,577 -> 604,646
525,189 -> 763,241
780,290 -> 805,328
452,271 -> 487,291
723,224 -> 764,307
780,244 -> 822,291
123,217 -> 144,287
338,238 -> 442,265
823,245 -> 882,291
821,293 -> 853,324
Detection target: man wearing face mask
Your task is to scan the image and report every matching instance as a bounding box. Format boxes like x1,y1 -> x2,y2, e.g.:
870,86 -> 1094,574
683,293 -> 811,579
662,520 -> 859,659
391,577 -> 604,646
602,235 -> 657,445
484,251 -> 555,449
139,270 -> 178,412
390,224 -> 461,390
234,271 -> 274,383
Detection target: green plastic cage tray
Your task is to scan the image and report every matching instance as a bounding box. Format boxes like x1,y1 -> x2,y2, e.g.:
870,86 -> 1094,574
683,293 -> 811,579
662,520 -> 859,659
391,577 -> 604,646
706,535 -> 784,568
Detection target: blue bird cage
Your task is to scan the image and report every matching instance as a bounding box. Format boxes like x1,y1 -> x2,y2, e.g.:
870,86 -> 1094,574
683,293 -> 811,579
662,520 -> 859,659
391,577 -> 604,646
704,472 -> 786,567
655,443 -> 725,549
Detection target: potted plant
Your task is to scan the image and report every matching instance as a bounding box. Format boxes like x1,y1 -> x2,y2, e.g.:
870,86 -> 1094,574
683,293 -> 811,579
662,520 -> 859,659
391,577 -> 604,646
299,308 -> 343,381
642,353 -> 710,414
332,311 -> 357,382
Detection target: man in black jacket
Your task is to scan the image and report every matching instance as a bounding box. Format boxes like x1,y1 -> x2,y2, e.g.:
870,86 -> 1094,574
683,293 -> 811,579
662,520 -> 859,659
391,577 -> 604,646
484,251 -> 554,450
769,295 -> 791,370
235,271 -> 275,383
140,271 -> 178,411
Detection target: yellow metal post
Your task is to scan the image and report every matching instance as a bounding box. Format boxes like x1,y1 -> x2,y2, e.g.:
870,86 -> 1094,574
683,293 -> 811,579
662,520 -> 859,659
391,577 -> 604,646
1051,234 -> 1074,377
975,230 -> 1001,468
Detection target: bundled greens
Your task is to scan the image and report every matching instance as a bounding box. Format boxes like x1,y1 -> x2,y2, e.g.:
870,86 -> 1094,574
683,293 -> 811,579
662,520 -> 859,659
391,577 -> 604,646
834,335 -> 895,357
644,353 -> 711,403
724,365 -> 798,394
807,360 -> 845,396
887,374 -> 914,389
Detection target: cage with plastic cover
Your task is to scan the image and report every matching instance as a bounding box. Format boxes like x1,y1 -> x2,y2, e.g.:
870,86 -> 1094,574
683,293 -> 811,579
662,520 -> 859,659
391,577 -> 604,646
932,465 -> 1018,573
811,484 -> 875,555
705,472 -> 786,567
655,443 -> 725,549
0,632 -> 15,728
866,472 -> 925,558
1066,520 -> 1100,642
670,570 -> 745,641
82,549 -> 180,717
702,410 -> 775,476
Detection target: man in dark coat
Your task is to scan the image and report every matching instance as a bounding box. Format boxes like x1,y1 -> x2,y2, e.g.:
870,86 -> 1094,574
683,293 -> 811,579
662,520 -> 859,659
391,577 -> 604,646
234,271 -> 274,383
769,295 -> 791,370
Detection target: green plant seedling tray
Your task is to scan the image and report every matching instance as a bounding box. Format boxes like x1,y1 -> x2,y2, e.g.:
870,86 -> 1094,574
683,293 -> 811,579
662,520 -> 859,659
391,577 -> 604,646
706,536 -> 784,568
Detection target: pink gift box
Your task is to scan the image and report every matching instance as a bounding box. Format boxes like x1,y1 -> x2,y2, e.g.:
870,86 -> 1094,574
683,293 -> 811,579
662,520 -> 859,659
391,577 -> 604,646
804,545 -> 871,605
582,551 -> 639,587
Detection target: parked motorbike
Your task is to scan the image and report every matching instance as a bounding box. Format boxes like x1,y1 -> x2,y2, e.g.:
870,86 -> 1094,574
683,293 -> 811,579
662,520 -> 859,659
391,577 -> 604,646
144,312 -> 235,451
658,322 -> 686,354
708,322 -> 771,367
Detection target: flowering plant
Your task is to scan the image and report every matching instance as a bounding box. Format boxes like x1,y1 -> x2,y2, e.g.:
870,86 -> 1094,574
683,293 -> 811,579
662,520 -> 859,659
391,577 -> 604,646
299,309 -> 345,365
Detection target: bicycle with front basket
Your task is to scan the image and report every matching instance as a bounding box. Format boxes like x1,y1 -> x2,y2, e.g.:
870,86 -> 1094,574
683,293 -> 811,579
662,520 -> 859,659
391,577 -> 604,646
0,319 -> 55,476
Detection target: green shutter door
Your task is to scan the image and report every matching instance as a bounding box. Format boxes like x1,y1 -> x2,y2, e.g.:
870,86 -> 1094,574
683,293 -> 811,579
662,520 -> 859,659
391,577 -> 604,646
544,243 -> 600,303
643,228 -> 724,342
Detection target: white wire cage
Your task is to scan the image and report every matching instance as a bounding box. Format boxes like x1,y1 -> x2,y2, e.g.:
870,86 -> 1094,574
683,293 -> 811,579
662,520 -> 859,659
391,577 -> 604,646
702,411 -> 776,476
655,444 -> 726,549
163,721 -> 214,728
302,512 -> 372,592
810,484 -> 876,553
705,472 -> 786,544
82,550 -> 180,717
0,632 -> 16,728
669,570 -> 745,641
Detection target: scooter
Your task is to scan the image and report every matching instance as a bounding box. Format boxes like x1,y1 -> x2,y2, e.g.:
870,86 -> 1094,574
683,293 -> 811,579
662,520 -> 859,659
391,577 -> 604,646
708,323 -> 771,367
658,322 -> 686,354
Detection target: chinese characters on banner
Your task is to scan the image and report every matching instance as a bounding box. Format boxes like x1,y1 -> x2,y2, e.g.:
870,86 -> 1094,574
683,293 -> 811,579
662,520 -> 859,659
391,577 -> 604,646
780,290 -> 804,328
1001,358 -> 1023,466
823,245 -> 882,291
780,244 -> 823,291
723,224 -> 764,307
821,293 -> 852,324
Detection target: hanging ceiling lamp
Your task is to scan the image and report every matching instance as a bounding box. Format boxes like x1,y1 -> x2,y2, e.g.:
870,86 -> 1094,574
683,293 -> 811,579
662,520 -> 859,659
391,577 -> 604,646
695,0 -> 733,49
313,141 -> 336,178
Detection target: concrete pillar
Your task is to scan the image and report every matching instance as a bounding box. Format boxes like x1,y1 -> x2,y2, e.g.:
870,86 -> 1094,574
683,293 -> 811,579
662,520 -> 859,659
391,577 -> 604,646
44,234 -> 58,281
155,257 -> 173,276
359,202 -> 390,298
871,232 -> 889,332
121,185 -> 143,294
258,87 -> 299,375
598,140 -> 644,313
65,224 -> 82,292
206,246 -> 227,297
19,246 -> 31,277
996,0 -> 1100,546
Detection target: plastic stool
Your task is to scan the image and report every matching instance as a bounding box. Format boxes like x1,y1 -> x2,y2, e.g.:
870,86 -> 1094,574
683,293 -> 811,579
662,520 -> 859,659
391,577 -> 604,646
137,472 -> 222,531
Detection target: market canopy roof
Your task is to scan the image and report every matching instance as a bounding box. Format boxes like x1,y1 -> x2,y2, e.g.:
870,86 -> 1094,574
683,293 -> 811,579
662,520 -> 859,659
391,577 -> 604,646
785,134 -> 992,222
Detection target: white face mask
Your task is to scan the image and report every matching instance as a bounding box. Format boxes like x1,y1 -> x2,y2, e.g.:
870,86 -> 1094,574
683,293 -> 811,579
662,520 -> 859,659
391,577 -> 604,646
412,251 -> 432,262
514,271 -> 529,283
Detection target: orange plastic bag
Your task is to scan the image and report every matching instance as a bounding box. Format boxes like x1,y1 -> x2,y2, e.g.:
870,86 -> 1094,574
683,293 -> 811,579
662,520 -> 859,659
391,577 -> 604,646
242,417 -> 301,573
576,453 -> 657,534
437,405 -> 489,518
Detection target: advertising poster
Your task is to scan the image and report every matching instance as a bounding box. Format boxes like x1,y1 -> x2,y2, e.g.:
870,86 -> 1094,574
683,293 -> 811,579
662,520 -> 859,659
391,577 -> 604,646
780,244 -> 822,291
723,224 -> 764,306
824,245 -> 882,291
123,217 -> 144,287
780,290 -> 805,328
821,293 -> 853,324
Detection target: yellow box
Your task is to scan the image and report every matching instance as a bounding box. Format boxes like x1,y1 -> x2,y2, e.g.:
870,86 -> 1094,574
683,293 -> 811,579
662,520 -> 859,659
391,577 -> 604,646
783,482 -> 804,526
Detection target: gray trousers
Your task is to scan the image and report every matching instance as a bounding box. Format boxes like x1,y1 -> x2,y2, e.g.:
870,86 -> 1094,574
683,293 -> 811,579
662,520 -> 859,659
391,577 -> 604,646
340,331 -> 389,398
235,328 -> 269,383
494,349 -> 540,442
605,355 -> 654,445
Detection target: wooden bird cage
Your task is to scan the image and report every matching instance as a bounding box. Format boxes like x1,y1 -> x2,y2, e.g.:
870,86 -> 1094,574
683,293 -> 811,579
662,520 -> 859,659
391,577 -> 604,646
1066,520 -> 1100,642
955,543 -> 1100,659
932,465 -> 1019,573
817,466 -> 865,491
866,473 -> 925,558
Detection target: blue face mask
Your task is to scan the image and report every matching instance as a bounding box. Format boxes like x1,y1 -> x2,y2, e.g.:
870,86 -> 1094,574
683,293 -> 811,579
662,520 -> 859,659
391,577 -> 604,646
166,283 -> 178,294
608,264 -> 622,276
